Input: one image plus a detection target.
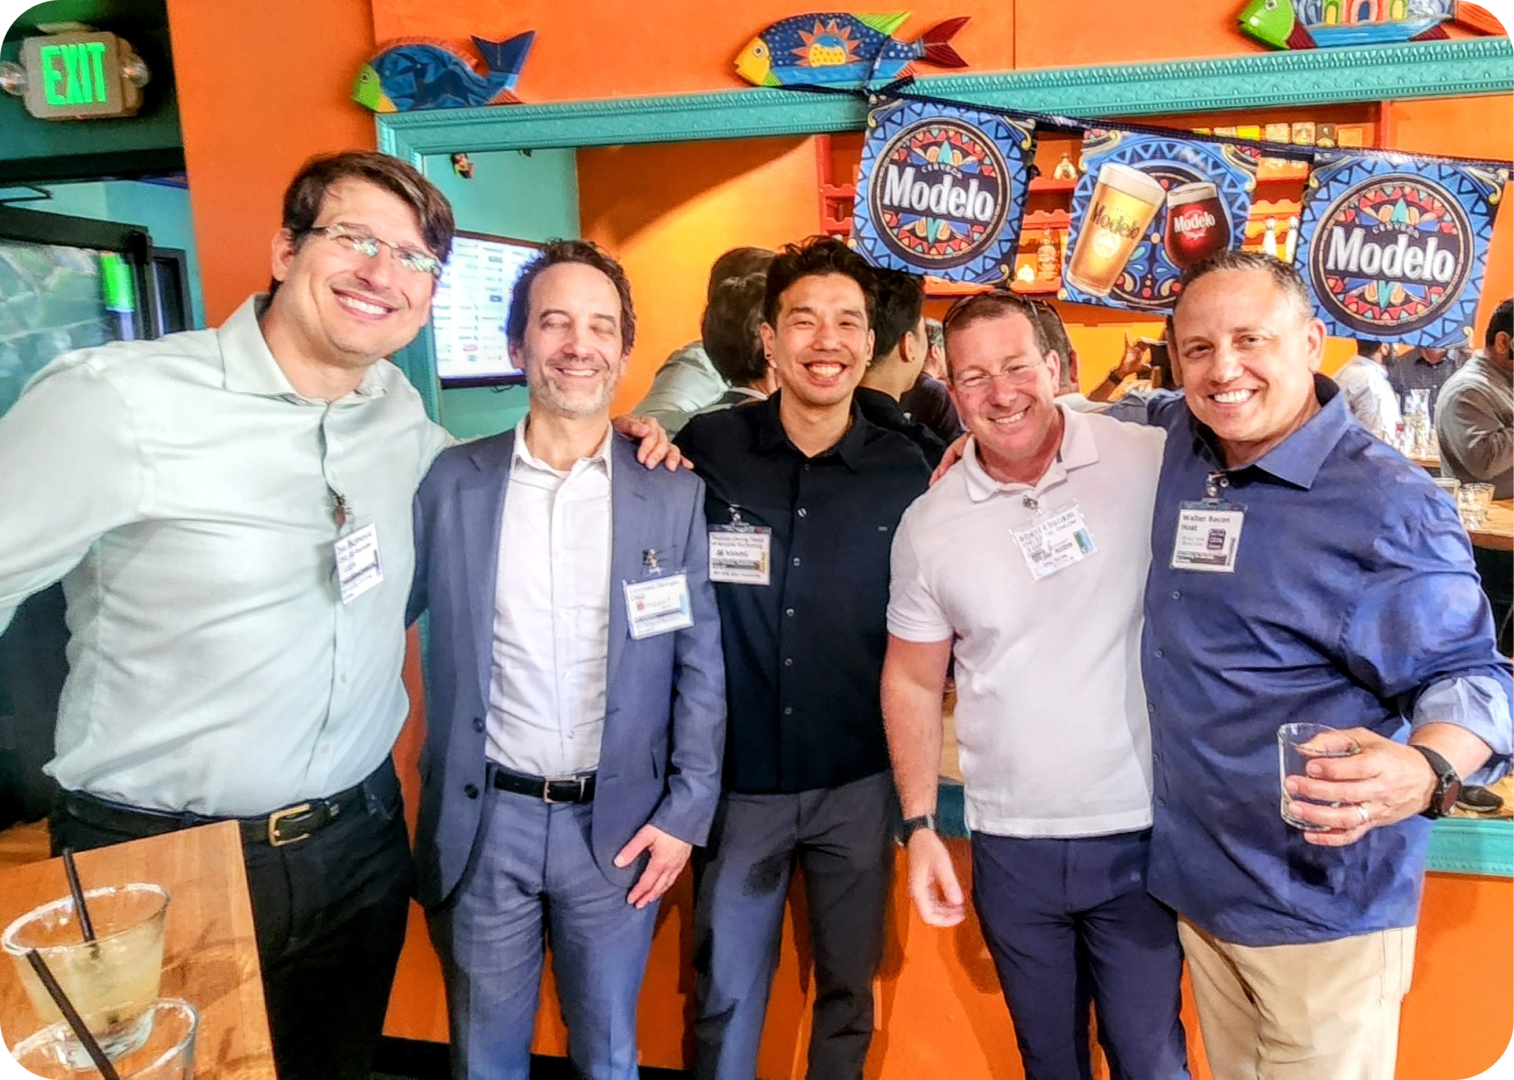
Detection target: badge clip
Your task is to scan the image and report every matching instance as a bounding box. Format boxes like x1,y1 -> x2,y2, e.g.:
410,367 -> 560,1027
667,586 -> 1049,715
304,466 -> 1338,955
642,548 -> 662,576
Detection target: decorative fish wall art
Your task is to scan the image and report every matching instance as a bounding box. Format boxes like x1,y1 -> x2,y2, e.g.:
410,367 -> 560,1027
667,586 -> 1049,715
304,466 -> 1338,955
734,12 -> 968,89
1238,0 -> 1503,49
352,32 -> 536,112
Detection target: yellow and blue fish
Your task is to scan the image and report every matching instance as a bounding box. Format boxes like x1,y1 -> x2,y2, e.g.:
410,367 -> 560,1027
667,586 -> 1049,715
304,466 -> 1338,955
353,33 -> 535,113
1237,0 -> 1502,49
735,13 -> 968,89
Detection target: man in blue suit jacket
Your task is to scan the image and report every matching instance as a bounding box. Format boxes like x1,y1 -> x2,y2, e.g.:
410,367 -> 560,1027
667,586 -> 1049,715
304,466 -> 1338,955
408,240 -> 726,1080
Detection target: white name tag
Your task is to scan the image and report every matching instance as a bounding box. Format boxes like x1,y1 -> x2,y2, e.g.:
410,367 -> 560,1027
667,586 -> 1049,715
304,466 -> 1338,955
334,523 -> 383,604
1171,505 -> 1245,573
1012,504 -> 1097,581
623,572 -> 695,639
709,528 -> 771,585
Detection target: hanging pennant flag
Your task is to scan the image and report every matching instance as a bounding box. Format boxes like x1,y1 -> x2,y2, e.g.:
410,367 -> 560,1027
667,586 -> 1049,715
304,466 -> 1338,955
1060,129 -> 1263,312
852,97 -> 1036,284
1296,153 -> 1508,347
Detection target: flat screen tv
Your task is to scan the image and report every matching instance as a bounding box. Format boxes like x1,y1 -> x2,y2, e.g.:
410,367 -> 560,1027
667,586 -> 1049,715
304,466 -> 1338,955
430,231 -> 541,389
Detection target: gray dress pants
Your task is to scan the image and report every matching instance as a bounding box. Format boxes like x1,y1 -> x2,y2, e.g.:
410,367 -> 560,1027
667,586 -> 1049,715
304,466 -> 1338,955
692,770 -> 894,1080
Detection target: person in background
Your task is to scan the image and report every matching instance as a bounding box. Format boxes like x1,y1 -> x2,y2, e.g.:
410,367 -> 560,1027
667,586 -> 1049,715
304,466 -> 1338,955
0,151 -> 677,1080
408,240 -> 726,1080
883,291 -> 1189,1080
1387,342 -> 1469,419
1137,251 -> 1510,1080
861,268 -> 965,446
1032,300 -> 1101,413
677,237 -> 931,1080
1437,297 -> 1513,654
1334,338 -> 1402,436
923,316 -> 947,380
693,271 -> 776,415
634,246 -> 775,434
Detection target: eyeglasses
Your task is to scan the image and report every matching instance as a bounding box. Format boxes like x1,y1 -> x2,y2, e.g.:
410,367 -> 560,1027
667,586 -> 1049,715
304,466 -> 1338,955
952,361 -> 1047,393
303,224 -> 443,278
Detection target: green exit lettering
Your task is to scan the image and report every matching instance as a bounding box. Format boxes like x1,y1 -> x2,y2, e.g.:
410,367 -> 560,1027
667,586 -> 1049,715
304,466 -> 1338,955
39,41 -> 110,107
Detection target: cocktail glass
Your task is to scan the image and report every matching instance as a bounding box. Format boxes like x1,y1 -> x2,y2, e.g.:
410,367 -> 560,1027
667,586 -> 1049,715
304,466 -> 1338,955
10,998 -> 197,1080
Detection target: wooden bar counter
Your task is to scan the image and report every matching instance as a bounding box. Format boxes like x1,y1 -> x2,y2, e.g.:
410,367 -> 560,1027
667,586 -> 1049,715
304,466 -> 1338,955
1468,498 -> 1514,553
0,822 -> 274,1079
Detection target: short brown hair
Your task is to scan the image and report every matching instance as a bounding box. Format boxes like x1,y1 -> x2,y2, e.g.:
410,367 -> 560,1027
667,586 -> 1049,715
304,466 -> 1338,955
1174,250 -> 1312,320
278,151 -> 454,271
708,247 -> 774,299
703,271 -> 769,388
762,236 -> 877,329
871,268 -> 926,364
1030,301 -> 1075,388
507,239 -> 637,355
940,290 -> 1049,381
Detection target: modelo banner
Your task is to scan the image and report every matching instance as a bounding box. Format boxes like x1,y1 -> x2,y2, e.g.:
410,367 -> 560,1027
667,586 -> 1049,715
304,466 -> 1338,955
1059,129 -> 1261,313
1295,152 -> 1510,347
851,97 -> 1036,284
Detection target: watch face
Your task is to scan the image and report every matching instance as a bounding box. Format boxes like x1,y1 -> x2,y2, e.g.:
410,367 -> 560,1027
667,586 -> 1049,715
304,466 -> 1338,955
1437,779 -> 1463,817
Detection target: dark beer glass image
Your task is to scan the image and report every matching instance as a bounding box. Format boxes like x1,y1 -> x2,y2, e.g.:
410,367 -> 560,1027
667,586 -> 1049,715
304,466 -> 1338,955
1163,181 -> 1230,270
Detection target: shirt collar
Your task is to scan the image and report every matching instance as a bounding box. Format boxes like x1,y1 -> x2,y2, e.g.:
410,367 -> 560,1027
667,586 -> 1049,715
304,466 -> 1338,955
754,390 -> 872,471
512,416 -> 614,479
961,401 -> 1098,503
219,294 -> 389,402
1188,373 -> 1349,490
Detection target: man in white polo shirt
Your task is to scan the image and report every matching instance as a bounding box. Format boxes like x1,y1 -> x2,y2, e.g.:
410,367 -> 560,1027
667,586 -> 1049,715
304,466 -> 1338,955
881,291 -> 1189,1080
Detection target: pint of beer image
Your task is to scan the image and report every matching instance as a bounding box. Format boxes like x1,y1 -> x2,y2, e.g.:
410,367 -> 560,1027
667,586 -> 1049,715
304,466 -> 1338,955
1163,181 -> 1230,270
1065,163 -> 1168,298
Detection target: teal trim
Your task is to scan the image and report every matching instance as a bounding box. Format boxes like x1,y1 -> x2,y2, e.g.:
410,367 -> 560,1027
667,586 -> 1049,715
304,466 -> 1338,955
377,39 -> 1513,161
1425,817 -> 1514,878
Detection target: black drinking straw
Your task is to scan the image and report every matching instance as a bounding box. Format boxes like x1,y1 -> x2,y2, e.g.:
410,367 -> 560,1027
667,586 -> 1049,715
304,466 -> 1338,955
61,848 -> 96,943
24,949 -> 122,1080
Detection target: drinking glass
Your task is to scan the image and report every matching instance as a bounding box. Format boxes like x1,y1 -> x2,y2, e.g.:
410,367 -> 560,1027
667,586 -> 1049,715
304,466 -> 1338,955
3,884 -> 170,1068
10,999 -> 197,1080
1278,722 -> 1361,830
1460,482 -> 1495,527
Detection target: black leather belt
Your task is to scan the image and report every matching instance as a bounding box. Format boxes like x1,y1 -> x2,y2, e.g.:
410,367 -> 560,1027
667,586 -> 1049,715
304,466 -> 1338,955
490,764 -> 596,804
60,781 -> 370,848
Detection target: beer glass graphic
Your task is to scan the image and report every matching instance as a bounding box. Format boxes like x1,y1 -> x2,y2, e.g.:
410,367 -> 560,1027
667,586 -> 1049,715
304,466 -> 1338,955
1163,181 -> 1230,270
1066,163 -> 1168,298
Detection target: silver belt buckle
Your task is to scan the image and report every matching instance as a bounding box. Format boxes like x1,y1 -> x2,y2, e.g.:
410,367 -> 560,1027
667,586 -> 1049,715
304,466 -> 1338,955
541,776 -> 582,803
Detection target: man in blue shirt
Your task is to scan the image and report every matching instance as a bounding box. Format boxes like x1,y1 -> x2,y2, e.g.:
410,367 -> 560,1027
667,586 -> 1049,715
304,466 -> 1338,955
1141,251 -> 1511,1079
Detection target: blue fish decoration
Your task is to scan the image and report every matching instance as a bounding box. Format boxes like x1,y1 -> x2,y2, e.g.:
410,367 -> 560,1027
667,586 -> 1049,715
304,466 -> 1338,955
353,32 -> 536,113
735,12 -> 968,89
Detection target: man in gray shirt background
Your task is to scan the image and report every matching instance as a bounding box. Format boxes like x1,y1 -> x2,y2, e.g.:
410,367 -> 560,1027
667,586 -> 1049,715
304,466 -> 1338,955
1437,297 -> 1513,653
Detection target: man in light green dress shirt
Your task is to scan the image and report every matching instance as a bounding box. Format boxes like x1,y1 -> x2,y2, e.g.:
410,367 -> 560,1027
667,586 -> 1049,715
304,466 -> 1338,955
0,151 -> 675,1080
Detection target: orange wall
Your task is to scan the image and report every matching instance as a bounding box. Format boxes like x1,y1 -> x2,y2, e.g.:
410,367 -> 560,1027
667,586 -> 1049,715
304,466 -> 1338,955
164,0 -> 378,324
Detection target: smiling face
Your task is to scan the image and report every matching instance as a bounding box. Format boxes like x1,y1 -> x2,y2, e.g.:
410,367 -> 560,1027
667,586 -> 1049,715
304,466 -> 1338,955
761,272 -> 873,411
512,261 -> 629,420
266,178 -> 437,376
1174,268 -> 1325,467
946,310 -> 1063,482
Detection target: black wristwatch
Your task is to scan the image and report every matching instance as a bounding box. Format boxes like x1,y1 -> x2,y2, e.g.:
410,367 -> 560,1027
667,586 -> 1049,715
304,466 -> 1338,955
1412,745 -> 1462,819
899,813 -> 937,845
1104,368 -> 1125,386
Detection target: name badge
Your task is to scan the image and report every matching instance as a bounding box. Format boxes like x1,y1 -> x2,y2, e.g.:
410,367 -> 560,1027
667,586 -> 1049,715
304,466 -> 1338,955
1012,504 -> 1097,581
334,523 -> 383,604
1172,503 -> 1245,573
709,527 -> 772,585
624,573 -> 695,639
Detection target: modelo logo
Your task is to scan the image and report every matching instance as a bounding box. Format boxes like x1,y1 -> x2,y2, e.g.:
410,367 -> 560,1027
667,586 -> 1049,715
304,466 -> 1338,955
1309,174 -> 1473,334
1171,208 -> 1217,236
869,118 -> 1010,271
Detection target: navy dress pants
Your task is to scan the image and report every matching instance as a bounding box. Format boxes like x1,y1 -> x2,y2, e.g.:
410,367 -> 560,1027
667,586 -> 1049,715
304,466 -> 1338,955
971,829 -> 1190,1080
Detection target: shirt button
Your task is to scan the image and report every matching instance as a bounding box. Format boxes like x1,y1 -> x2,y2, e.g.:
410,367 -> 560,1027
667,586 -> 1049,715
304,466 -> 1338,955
784,706 -> 794,716
473,717 -> 485,733
797,508 -> 808,518
1171,590 -> 1181,600
1156,798 -> 1166,808
784,658 -> 793,667
339,673 -> 348,684
464,783 -> 479,799
792,557 -> 801,567
1154,649 -> 1164,659
786,607 -> 795,617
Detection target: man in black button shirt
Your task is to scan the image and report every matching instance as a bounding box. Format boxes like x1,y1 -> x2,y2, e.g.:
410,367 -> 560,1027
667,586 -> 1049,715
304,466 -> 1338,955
677,237 -> 930,1080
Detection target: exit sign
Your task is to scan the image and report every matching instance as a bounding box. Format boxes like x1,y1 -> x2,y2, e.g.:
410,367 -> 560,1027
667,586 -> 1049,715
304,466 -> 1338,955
19,32 -> 144,120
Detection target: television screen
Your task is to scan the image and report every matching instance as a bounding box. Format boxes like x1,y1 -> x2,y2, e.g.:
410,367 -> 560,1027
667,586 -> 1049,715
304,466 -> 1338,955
430,232 -> 541,388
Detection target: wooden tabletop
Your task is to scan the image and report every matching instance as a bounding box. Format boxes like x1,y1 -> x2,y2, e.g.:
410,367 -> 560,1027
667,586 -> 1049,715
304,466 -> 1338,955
1468,499 -> 1514,553
0,822 -> 274,1079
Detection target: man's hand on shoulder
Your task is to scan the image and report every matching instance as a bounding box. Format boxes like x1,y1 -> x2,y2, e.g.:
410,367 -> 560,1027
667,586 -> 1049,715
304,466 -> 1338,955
612,414 -> 693,472
930,435 -> 968,486
615,823 -> 693,908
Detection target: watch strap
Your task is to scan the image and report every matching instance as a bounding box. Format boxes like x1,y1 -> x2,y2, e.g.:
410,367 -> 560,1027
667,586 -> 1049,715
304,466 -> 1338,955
1412,744 -> 1461,819
900,813 -> 937,844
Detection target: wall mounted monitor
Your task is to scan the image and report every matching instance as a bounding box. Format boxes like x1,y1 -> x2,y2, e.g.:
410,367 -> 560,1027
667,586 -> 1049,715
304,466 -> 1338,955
430,231 -> 541,389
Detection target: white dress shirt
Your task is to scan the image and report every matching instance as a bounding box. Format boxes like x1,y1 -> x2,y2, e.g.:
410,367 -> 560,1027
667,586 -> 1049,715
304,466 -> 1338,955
487,422 -> 614,777
0,296 -> 451,815
888,405 -> 1165,837
1334,356 -> 1403,436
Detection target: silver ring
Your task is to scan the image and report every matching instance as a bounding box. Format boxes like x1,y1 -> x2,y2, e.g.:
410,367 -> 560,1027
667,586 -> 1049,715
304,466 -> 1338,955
1356,803 -> 1370,825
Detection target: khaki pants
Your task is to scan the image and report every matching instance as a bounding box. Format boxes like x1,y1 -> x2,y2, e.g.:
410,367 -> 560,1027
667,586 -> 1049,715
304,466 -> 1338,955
1178,918 -> 1416,1080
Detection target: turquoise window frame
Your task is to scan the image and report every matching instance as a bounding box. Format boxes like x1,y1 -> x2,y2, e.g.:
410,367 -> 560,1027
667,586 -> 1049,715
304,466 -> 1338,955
377,38 -> 1514,878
